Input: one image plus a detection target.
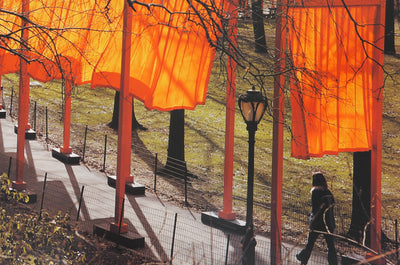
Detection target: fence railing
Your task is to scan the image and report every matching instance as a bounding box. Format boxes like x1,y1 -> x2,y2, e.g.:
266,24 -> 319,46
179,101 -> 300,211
1,84 -> 399,264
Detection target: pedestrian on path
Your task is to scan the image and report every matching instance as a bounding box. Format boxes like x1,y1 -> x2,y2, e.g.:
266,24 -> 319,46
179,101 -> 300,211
296,172 -> 338,265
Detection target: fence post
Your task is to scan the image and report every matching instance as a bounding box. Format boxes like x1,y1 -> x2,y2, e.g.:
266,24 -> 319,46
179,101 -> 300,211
33,101 -> 37,131
102,135 -> 107,172
170,213 -> 178,265
7,157 -> 12,177
39,173 -> 48,220
210,226 -> 214,265
396,219 -> 398,262
76,186 -> 85,221
9,86 -> 13,116
154,153 -> 158,192
1,86 -> 4,109
225,234 -> 230,265
118,198 -> 125,234
82,125 -> 88,162
45,106 -> 48,141
184,168 -> 188,206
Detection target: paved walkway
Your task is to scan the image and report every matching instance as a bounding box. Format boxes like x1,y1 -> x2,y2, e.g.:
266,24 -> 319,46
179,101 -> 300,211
0,115 -> 327,265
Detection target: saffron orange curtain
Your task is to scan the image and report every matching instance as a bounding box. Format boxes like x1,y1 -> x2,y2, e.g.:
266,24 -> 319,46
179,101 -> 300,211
0,0 -> 230,110
0,0 -> 118,82
89,0 -> 224,110
287,1 -> 385,159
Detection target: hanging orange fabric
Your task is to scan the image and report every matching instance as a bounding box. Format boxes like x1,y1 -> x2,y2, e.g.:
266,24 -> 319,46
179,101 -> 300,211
89,0 -> 227,110
0,0 -> 22,75
287,1 -> 385,159
0,0 -> 230,111
0,0 -> 96,81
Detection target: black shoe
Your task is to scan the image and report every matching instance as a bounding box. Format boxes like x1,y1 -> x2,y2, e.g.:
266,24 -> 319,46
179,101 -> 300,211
296,254 -> 307,265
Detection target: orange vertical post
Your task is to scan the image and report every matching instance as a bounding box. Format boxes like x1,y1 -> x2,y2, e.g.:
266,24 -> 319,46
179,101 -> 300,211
0,75 -> 2,110
219,0 -> 238,221
110,0 -> 133,234
370,92 -> 382,262
271,3 -> 285,264
13,0 -> 30,191
0,75 -> 5,119
370,1 -> 385,260
60,79 -> 73,154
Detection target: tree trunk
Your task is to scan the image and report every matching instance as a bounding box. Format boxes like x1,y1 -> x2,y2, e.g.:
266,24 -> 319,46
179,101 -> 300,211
108,90 -> 147,131
251,0 -> 267,53
108,91 -> 119,130
165,109 -> 187,178
348,151 -> 371,244
385,0 -> 396,54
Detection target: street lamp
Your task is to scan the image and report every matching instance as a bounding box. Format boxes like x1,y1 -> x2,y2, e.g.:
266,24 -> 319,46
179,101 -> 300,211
238,86 -> 267,265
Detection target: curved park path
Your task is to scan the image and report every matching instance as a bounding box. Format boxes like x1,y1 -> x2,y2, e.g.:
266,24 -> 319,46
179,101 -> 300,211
0,116 -> 328,265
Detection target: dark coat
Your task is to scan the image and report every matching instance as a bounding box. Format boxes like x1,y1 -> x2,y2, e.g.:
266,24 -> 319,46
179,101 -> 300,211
309,187 -> 335,232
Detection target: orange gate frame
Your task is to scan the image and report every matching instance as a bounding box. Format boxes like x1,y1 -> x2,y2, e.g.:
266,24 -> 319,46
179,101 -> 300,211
271,2 -> 286,263
13,0 -> 30,191
219,0 -> 239,221
111,0 -> 134,234
275,0 -> 385,262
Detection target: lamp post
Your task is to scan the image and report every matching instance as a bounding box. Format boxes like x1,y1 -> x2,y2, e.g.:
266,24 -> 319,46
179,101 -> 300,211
238,87 -> 267,265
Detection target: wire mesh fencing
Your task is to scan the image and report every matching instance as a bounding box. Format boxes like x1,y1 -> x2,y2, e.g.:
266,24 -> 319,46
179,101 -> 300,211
14,169 -> 325,264
1,83 -> 400,264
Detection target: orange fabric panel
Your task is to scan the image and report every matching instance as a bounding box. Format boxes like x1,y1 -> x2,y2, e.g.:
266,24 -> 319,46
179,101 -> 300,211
89,0 -> 224,110
0,0 -> 95,82
25,0 -> 99,82
0,0 -> 229,111
0,0 -> 22,75
288,4 -> 384,159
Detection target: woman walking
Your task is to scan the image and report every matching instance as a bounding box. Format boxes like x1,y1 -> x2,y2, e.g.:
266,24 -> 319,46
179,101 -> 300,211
296,172 -> 338,265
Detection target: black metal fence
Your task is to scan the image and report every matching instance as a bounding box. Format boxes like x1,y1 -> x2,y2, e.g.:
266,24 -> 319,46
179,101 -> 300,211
1,84 -> 399,264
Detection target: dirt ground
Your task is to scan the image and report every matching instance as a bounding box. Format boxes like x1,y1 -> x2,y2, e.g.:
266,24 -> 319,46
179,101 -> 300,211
0,199 -> 158,265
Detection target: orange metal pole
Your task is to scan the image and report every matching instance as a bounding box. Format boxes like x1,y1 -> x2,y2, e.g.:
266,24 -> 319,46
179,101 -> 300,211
60,79 -> 72,154
370,1 -> 385,259
13,0 -> 30,190
0,75 -> 2,110
370,99 -> 382,262
219,1 -> 238,221
271,3 -> 285,264
110,0 -> 133,234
